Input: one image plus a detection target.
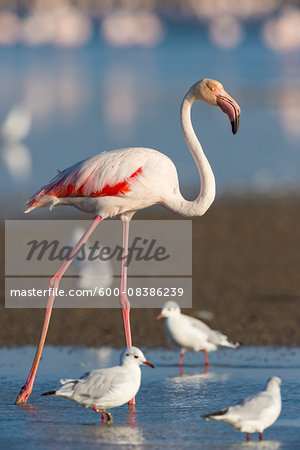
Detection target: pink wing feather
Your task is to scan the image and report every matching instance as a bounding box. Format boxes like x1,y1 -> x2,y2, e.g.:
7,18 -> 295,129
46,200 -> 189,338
25,151 -> 144,213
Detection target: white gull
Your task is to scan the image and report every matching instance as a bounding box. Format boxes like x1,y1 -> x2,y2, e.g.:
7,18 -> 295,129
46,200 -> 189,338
42,346 -> 154,423
204,377 -> 282,441
157,301 -> 239,365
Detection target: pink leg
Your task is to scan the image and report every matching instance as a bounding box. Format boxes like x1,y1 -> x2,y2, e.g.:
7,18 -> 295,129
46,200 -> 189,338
93,406 -> 105,423
203,349 -> 210,366
120,219 -> 132,347
15,216 -> 102,405
259,432 -> 263,441
246,433 -> 251,442
119,219 -> 135,407
179,350 -> 185,366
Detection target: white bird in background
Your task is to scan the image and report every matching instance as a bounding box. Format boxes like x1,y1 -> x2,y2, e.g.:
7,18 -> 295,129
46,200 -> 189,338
1,104 -> 32,181
157,301 -> 239,366
204,377 -> 282,442
70,227 -> 113,291
42,346 -> 154,423
16,78 -> 240,406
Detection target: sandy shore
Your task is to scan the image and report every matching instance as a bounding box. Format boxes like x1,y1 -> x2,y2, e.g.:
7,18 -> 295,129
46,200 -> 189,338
1,195 -> 300,348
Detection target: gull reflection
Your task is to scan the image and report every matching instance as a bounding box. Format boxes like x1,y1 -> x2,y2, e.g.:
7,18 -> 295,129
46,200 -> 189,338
166,364 -> 224,386
232,440 -> 282,450
78,422 -> 144,446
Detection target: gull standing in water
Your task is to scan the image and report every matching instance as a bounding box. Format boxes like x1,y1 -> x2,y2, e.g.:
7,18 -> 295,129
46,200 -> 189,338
42,347 -> 154,423
204,377 -> 282,441
157,301 -> 239,366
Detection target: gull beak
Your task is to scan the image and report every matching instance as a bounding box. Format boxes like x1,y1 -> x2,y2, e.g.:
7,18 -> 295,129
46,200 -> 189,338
216,89 -> 241,135
157,313 -> 164,320
143,360 -> 155,368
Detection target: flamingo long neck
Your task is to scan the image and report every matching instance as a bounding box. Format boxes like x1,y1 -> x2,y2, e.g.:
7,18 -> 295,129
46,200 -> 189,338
167,90 -> 216,217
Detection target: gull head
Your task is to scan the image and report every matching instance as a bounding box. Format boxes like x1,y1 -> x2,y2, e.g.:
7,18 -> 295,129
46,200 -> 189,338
157,301 -> 181,319
120,346 -> 154,368
266,376 -> 282,392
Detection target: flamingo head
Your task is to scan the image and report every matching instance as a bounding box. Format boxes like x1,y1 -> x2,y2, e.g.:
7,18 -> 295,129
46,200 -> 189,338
192,78 -> 241,135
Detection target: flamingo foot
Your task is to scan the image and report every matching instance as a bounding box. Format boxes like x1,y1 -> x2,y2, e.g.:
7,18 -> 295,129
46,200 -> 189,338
15,381 -> 33,405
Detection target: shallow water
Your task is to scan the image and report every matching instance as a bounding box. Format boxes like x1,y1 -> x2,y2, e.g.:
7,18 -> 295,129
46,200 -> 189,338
1,346 -> 300,449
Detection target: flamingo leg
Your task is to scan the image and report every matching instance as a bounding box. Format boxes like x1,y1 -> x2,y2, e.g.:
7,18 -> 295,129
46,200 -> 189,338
179,350 -> 185,366
246,433 -> 251,441
203,349 -> 210,366
259,432 -> 263,441
15,216 -> 102,405
120,219 -> 132,347
119,219 -> 135,407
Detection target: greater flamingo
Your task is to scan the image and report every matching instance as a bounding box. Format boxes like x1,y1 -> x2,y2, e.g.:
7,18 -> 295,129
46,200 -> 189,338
15,78 -> 240,405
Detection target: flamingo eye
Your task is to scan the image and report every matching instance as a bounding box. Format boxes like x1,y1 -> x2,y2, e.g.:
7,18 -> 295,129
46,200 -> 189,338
211,87 -> 215,91
134,355 -> 138,358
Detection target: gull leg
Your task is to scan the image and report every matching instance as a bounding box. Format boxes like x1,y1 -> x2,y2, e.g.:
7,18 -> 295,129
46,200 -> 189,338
93,406 -> 106,423
179,350 -> 185,366
259,432 -> 263,441
105,411 -> 113,424
203,349 -> 210,366
246,433 -> 251,441
15,216 -> 102,405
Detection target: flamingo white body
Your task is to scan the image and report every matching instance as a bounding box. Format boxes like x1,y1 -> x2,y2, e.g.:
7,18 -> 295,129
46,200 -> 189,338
16,78 -> 240,405
204,377 -> 282,441
42,346 -> 154,423
25,148 -> 183,218
157,301 -> 239,365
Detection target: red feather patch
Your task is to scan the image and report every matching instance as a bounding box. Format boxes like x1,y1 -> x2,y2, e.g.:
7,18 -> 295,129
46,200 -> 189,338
45,166 -> 143,199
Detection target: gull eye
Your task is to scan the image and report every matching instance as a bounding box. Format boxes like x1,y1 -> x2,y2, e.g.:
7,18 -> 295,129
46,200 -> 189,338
167,308 -> 171,311
134,355 -> 138,359
126,353 -> 129,356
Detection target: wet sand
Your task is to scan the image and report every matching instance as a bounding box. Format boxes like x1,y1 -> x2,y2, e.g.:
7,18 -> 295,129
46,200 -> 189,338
1,195 -> 300,348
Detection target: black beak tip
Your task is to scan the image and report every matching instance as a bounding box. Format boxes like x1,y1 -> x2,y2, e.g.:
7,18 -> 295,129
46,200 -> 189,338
231,114 -> 240,135
231,121 -> 237,135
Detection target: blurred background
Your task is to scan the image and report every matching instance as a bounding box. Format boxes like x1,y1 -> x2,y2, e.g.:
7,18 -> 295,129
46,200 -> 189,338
1,0 -> 300,218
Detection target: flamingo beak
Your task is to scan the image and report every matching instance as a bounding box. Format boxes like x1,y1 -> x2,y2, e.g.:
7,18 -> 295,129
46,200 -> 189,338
143,360 -> 155,368
216,90 -> 241,135
157,313 -> 164,320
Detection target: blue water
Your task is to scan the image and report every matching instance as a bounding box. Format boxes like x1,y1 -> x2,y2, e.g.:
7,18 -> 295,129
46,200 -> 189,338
1,22 -> 300,219
1,346 -> 300,449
